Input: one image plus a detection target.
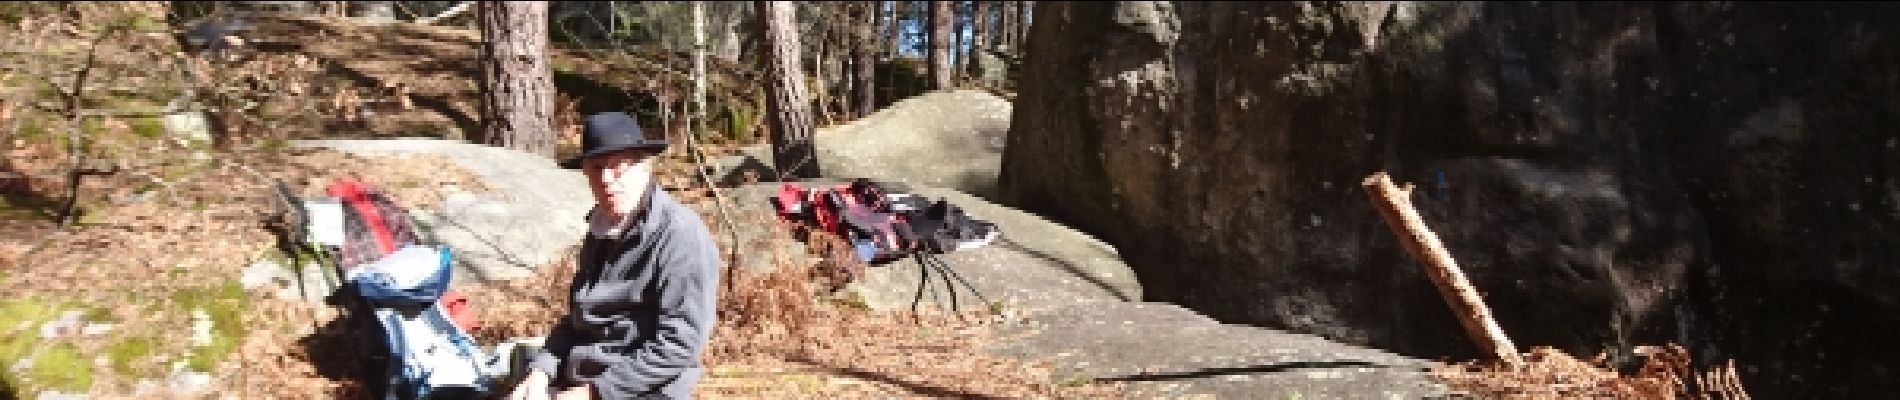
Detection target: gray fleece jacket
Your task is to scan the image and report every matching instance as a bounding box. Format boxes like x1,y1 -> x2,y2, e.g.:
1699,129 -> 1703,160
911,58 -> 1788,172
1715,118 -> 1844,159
530,184 -> 721,399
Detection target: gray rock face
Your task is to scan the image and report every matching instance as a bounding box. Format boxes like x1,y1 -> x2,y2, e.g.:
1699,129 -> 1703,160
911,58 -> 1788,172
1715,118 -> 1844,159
710,87 -> 1445,396
1000,2 -> 1900,396
817,90 -> 1014,198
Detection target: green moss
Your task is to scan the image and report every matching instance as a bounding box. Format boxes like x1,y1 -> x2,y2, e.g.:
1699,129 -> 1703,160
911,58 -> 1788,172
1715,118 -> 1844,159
256,137 -> 289,153
171,280 -> 250,372
1056,375 -> 1096,388
0,299 -> 91,396
15,116 -> 49,140
81,304 -> 115,324
129,117 -> 165,139
0,298 -> 60,340
18,343 -> 91,394
74,209 -> 107,225
0,306 -> 49,364
105,335 -> 157,377
116,12 -> 165,33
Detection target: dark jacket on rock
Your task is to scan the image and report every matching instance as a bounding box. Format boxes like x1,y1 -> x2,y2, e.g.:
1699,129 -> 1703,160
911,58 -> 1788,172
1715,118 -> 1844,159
529,184 -> 721,399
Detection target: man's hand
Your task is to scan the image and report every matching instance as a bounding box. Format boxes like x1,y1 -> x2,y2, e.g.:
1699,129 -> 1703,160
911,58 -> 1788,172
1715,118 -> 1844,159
554,385 -> 592,400
508,371 -> 551,400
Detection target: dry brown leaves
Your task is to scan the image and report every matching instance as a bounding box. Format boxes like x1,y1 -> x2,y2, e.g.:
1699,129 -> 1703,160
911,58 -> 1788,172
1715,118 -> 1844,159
686,195 -> 1124,399
1434,344 -> 1751,399
0,139 -> 490,397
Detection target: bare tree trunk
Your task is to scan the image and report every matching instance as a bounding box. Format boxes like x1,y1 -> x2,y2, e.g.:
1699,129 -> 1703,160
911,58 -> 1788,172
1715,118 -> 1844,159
716,1 -> 745,61
822,4 -> 845,123
888,1 -> 905,57
809,3 -> 832,126
1005,1 -> 1019,50
756,1 -> 819,178
693,1 -> 708,137
1018,1 -> 1032,57
855,2 -> 877,116
478,1 -> 556,158
952,1 -> 967,85
928,0 -> 951,89
969,1 -> 987,82
881,1 -> 896,58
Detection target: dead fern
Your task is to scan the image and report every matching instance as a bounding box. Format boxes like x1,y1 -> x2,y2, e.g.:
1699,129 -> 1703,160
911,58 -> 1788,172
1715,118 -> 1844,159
1434,344 -> 1750,399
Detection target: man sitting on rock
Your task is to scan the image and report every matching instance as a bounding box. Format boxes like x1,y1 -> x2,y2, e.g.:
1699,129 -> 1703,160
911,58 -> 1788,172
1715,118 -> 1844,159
511,112 -> 722,400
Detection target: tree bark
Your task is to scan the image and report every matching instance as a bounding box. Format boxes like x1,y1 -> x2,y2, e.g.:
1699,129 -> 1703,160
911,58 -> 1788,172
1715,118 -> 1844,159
810,3 -> 833,126
1018,1 -> 1032,58
693,1 -> 708,136
927,0 -> 952,90
478,1 -> 556,158
888,1 -> 905,57
1003,1 -> 1017,50
755,1 -> 820,178
881,1 -> 896,58
1362,172 -> 1522,364
716,1 -> 745,61
855,2 -> 877,116
969,1 -> 987,82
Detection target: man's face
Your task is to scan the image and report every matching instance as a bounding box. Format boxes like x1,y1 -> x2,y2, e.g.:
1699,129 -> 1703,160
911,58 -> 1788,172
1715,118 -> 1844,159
582,149 -> 655,217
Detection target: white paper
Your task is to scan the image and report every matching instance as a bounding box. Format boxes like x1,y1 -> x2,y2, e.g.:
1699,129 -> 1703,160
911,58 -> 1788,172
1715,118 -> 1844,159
303,198 -> 346,247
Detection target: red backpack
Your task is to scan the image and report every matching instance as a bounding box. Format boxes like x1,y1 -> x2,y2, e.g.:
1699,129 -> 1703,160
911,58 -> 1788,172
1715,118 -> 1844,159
326,178 -> 480,332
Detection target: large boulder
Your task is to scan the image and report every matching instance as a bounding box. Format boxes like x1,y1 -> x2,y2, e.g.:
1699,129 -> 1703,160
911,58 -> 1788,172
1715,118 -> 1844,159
999,2 -> 1900,396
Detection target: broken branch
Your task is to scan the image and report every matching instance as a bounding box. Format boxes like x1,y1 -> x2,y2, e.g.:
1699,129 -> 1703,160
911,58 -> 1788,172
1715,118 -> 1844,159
1363,171 -> 1522,364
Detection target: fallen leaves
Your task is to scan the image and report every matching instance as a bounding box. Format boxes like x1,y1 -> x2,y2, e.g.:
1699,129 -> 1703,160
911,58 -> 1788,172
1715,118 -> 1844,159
1433,344 -> 1751,399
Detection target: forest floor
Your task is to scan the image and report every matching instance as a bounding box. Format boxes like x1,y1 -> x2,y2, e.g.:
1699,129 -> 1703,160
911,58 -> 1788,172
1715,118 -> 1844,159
0,4 -> 1120,397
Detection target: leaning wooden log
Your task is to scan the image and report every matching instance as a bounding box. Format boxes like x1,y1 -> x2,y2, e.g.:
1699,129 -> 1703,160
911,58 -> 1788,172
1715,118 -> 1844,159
1363,172 -> 1522,364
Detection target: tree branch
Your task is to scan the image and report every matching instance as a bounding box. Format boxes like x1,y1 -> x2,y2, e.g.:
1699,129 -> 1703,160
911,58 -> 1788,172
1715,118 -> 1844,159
1363,171 -> 1522,365
56,23 -> 129,226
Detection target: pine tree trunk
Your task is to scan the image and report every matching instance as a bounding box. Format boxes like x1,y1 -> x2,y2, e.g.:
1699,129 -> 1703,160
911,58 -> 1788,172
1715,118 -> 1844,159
717,2 -> 744,61
969,1 -> 987,82
952,1 -> 967,85
881,1 -> 896,58
928,1 -> 952,90
756,1 -> 820,178
1018,1 -> 1032,57
692,0 -> 708,137
855,2 -> 877,116
479,1 -> 555,158
810,4 -> 832,126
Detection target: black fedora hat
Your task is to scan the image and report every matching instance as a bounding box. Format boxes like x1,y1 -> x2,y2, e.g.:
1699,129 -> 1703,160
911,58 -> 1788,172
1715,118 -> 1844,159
560,112 -> 668,169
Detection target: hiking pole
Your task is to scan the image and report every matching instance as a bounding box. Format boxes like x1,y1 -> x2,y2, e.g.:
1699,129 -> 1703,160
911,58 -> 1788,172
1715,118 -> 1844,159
910,251 -> 941,314
923,252 -> 992,314
935,252 -> 960,314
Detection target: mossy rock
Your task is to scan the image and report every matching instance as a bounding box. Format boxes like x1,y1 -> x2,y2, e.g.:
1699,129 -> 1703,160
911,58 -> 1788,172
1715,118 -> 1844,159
170,280 -> 249,372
